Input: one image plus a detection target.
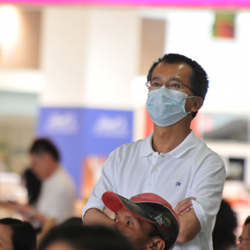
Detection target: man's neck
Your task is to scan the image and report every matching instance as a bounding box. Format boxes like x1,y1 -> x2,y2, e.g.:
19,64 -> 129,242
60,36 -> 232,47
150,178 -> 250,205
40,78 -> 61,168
152,120 -> 191,153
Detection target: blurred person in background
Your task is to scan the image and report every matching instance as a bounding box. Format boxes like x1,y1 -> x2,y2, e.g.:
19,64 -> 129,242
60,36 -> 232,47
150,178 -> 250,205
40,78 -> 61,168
102,191 -> 179,250
26,137 -> 76,222
38,224 -> 134,250
1,138 -> 76,243
82,53 -> 226,250
0,217 -> 36,250
212,199 -> 237,250
237,216 -> 250,250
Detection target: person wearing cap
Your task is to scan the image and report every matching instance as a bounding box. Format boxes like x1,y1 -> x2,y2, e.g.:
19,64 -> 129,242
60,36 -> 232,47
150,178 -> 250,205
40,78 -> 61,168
82,53 -> 226,250
102,191 -> 179,250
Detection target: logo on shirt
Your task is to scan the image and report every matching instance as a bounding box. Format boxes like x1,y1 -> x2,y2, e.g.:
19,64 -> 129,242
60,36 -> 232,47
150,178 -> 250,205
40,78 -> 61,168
176,181 -> 181,187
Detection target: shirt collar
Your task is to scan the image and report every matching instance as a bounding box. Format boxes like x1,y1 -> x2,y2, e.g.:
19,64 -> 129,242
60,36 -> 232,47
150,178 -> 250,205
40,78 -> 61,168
141,133 -> 154,157
141,131 -> 198,158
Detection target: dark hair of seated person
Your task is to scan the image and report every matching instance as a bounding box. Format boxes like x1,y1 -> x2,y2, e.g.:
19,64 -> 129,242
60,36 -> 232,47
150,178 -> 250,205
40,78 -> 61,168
0,218 -> 36,250
39,224 -> 134,250
59,216 -> 83,227
212,199 -> 237,250
22,168 -> 42,205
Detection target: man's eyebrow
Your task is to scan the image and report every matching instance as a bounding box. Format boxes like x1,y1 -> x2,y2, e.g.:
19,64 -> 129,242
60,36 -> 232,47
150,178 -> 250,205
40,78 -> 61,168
151,76 -> 161,81
151,76 -> 185,84
124,214 -> 137,221
166,77 -> 184,84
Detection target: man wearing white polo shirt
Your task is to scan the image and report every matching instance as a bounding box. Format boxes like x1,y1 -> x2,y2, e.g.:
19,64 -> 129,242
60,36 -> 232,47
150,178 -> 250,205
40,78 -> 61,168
82,53 -> 226,250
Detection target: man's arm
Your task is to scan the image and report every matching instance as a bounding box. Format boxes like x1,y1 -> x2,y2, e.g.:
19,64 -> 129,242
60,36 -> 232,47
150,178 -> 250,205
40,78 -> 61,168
177,209 -> 201,242
175,153 -> 226,243
83,208 -> 114,226
175,197 -> 201,243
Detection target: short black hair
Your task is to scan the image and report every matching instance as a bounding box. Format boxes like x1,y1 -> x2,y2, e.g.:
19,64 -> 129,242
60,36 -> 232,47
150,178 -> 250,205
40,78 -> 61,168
0,218 -> 36,250
29,138 -> 60,162
147,53 -> 209,100
39,224 -> 134,250
244,216 -> 250,226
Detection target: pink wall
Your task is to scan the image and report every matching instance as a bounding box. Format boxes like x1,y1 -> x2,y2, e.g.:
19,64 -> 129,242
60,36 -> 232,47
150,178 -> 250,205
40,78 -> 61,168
3,0 -> 250,8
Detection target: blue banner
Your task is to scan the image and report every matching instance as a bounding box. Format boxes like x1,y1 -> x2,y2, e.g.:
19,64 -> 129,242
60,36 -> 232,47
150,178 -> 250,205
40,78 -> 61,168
37,107 -> 133,196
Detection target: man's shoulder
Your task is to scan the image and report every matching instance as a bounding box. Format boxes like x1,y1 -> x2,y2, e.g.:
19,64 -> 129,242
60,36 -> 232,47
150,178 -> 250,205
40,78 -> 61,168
50,167 -> 75,188
188,132 -> 224,166
111,136 -> 149,154
191,132 -> 220,154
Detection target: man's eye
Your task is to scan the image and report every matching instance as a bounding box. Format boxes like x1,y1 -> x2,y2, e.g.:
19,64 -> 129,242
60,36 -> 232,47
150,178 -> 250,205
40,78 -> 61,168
151,82 -> 162,88
169,83 -> 182,89
126,220 -> 133,226
114,217 -> 118,223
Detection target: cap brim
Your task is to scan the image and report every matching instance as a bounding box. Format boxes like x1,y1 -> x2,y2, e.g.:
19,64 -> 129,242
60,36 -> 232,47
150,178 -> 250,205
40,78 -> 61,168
102,192 -> 155,224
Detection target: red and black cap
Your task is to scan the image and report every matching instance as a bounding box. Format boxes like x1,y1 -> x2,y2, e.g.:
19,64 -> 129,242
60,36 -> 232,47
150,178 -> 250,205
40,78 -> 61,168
102,192 -> 179,249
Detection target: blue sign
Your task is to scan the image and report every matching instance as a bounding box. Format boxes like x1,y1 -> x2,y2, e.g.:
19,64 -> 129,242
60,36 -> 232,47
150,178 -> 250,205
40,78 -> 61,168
37,107 -> 133,196
82,108 -> 133,155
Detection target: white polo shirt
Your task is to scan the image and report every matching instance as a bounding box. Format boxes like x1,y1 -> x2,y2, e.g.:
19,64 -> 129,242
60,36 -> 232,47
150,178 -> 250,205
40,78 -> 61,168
82,131 -> 226,250
36,167 -> 76,222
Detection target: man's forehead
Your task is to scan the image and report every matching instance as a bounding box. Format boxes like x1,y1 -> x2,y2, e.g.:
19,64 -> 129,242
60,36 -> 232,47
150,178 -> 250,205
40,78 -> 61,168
30,153 -> 47,160
242,224 -> 250,237
0,224 -> 12,240
246,224 -> 250,236
152,62 -> 192,79
0,223 -> 11,231
155,61 -> 189,70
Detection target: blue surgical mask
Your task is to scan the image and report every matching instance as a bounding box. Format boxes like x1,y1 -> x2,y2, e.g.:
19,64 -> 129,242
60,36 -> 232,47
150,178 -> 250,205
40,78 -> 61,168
146,86 -> 191,127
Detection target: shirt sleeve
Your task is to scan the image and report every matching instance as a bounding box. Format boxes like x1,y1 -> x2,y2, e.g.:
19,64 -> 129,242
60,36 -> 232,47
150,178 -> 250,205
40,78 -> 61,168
186,153 -> 226,233
191,199 -> 206,230
82,150 -> 117,219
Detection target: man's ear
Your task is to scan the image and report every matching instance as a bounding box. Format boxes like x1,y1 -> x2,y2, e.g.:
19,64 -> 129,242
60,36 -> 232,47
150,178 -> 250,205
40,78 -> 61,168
145,237 -> 165,250
191,96 -> 203,113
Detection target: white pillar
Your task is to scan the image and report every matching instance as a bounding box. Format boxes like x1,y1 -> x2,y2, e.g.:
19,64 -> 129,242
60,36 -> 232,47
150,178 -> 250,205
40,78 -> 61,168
41,6 -> 140,109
